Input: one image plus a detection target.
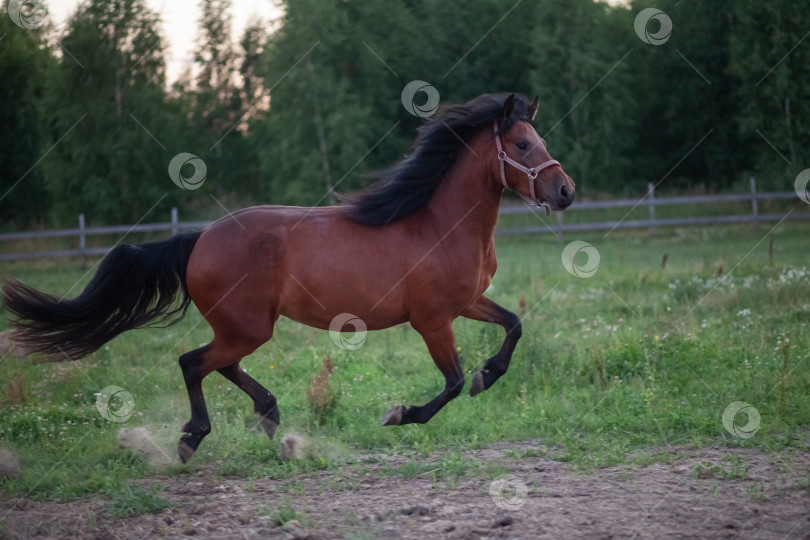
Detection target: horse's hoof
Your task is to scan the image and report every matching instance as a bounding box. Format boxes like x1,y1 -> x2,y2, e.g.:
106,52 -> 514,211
381,404 -> 406,426
260,417 -> 279,439
178,440 -> 195,464
470,371 -> 486,396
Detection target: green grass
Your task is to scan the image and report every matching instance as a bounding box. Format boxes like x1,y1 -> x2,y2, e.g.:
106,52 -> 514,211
693,455 -> 751,481
269,499 -> 309,527
106,484 -> 171,518
380,450 -> 508,486
0,221 -> 808,502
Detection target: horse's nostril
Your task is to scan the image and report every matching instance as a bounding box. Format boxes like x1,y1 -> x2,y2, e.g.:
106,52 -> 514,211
560,183 -> 569,199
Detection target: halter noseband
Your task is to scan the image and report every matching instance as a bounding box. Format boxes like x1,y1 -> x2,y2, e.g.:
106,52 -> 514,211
494,121 -> 560,209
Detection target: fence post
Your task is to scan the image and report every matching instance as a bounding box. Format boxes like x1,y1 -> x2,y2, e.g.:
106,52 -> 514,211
556,210 -> 564,245
648,182 -> 657,238
171,207 -> 179,236
750,176 -> 759,231
78,213 -> 87,269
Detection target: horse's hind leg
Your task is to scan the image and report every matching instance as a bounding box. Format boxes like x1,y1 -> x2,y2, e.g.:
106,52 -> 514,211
381,323 -> 464,426
177,338 -> 267,463
217,363 -> 279,438
461,295 -> 522,396
177,345 -> 213,463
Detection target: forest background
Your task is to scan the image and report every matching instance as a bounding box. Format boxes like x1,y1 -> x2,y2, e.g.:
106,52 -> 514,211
1,0 -> 808,228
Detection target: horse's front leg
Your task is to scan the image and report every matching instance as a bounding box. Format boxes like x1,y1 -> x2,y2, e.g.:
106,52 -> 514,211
381,323 -> 464,426
461,295 -> 522,396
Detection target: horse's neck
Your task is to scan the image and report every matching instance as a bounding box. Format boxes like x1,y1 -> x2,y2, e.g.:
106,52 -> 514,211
423,142 -> 502,246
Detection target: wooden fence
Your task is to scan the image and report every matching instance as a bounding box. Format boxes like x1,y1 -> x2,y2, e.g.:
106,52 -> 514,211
1,178 -> 808,262
497,178 -> 809,241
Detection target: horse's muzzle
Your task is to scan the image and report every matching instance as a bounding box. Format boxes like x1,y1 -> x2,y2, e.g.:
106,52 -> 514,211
548,170 -> 575,211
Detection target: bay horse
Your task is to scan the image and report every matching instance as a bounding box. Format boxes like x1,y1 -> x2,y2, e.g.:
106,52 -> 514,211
2,93 -> 574,462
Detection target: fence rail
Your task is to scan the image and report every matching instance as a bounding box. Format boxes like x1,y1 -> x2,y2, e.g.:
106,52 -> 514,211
1,179 -> 808,262
497,180 -> 808,240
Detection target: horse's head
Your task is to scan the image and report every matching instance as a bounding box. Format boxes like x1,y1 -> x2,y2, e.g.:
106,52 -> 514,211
494,94 -> 575,213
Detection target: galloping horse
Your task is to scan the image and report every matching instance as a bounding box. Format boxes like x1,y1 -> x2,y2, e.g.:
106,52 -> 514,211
3,93 -> 574,462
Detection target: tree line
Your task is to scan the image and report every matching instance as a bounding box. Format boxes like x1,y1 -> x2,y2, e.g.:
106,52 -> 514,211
1,0 -> 808,228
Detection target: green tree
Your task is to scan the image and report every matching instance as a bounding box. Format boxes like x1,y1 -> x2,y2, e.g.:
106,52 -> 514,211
181,0 -> 264,200
528,0 -> 638,196
729,1 -> 810,188
0,0 -> 55,227
191,0 -> 238,187
248,0 -> 380,205
249,0 -> 539,205
629,0 -> 746,192
41,0 -> 179,225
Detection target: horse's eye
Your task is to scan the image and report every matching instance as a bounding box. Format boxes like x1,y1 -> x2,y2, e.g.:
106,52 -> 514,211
516,141 -> 528,150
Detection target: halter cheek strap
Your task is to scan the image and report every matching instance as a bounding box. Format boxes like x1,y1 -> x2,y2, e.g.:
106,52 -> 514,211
494,121 -> 560,207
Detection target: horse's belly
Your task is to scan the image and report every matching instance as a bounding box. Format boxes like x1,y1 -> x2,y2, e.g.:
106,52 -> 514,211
277,266 -> 410,332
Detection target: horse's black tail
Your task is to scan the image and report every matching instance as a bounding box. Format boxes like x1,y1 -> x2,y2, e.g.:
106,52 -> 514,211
2,232 -> 201,361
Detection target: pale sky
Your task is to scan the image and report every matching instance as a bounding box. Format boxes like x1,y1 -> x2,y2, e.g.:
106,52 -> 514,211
46,0 -> 283,82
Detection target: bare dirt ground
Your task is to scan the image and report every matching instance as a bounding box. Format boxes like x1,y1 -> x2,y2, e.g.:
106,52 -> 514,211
2,443 -> 809,539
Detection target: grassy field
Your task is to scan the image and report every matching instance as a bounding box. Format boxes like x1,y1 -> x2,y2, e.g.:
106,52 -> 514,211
0,220 -> 808,512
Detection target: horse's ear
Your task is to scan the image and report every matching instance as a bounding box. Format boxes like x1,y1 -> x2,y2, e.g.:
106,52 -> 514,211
500,93 -> 516,127
528,95 -> 539,122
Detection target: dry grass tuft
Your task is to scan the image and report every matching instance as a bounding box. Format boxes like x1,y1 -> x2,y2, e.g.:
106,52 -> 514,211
306,356 -> 340,425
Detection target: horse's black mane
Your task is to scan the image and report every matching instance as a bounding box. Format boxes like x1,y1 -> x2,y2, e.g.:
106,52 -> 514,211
342,92 -> 534,227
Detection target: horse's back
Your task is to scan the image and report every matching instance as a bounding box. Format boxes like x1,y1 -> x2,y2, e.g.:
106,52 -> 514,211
186,205 -> 417,333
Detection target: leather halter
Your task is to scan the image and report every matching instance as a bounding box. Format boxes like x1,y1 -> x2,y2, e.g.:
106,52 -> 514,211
494,121 -> 560,207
